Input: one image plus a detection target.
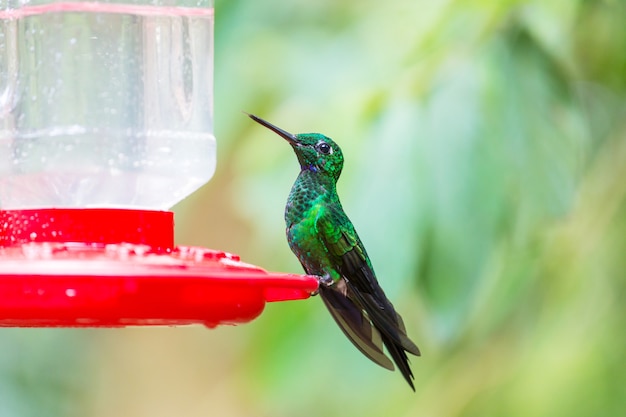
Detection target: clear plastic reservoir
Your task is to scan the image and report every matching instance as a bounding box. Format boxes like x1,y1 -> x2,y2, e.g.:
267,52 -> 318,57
0,0 -> 215,209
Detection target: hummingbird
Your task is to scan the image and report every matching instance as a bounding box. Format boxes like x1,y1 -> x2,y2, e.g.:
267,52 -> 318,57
247,113 -> 420,390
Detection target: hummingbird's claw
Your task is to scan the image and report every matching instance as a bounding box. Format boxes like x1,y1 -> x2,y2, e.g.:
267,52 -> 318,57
310,274 -> 334,296
319,274 -> 334,287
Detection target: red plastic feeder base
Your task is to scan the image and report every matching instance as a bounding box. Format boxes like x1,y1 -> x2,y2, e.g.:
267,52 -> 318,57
0,208 -> 318,328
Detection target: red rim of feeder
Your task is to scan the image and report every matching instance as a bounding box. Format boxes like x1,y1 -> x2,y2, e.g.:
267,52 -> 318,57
0,208 -> 318,328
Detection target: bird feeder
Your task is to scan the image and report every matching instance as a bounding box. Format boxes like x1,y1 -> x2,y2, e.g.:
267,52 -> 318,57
0,0 -> 318,327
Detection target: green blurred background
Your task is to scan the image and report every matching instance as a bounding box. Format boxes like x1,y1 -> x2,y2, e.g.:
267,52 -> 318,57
2,0 -> 626,416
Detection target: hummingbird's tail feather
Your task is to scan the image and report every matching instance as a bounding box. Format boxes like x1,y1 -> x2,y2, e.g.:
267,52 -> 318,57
348,286 -> 421,356
320,281 -> 420,391
344,281 -> 420,390
381,332 -> 416,391
394,312 -> 421,356
319,285 -> 394,371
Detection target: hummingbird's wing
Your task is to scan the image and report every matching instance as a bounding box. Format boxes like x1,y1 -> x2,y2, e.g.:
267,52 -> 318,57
316,206 -> 420,389
319,284 -> 394,370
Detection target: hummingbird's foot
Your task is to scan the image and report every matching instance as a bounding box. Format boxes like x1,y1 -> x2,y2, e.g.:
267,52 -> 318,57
318,274 -> 334,287
310,274 -> 334,296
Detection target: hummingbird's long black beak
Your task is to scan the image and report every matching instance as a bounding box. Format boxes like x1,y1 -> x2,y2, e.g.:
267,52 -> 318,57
246,113 -> 299,145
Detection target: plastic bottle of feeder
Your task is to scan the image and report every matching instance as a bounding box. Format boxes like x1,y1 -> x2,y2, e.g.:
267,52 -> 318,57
1,0 -> 215,209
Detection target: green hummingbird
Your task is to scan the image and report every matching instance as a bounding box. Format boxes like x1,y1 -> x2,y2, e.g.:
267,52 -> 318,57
247,113 -> 420,390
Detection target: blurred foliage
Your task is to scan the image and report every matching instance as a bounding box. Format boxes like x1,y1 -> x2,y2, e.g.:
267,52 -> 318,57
3,0 -> 626,416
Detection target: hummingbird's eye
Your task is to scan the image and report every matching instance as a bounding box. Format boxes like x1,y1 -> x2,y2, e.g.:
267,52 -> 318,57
317,142 -> 332,155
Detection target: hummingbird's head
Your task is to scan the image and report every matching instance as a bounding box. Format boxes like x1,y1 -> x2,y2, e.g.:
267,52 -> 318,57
248,114 -> 344,181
